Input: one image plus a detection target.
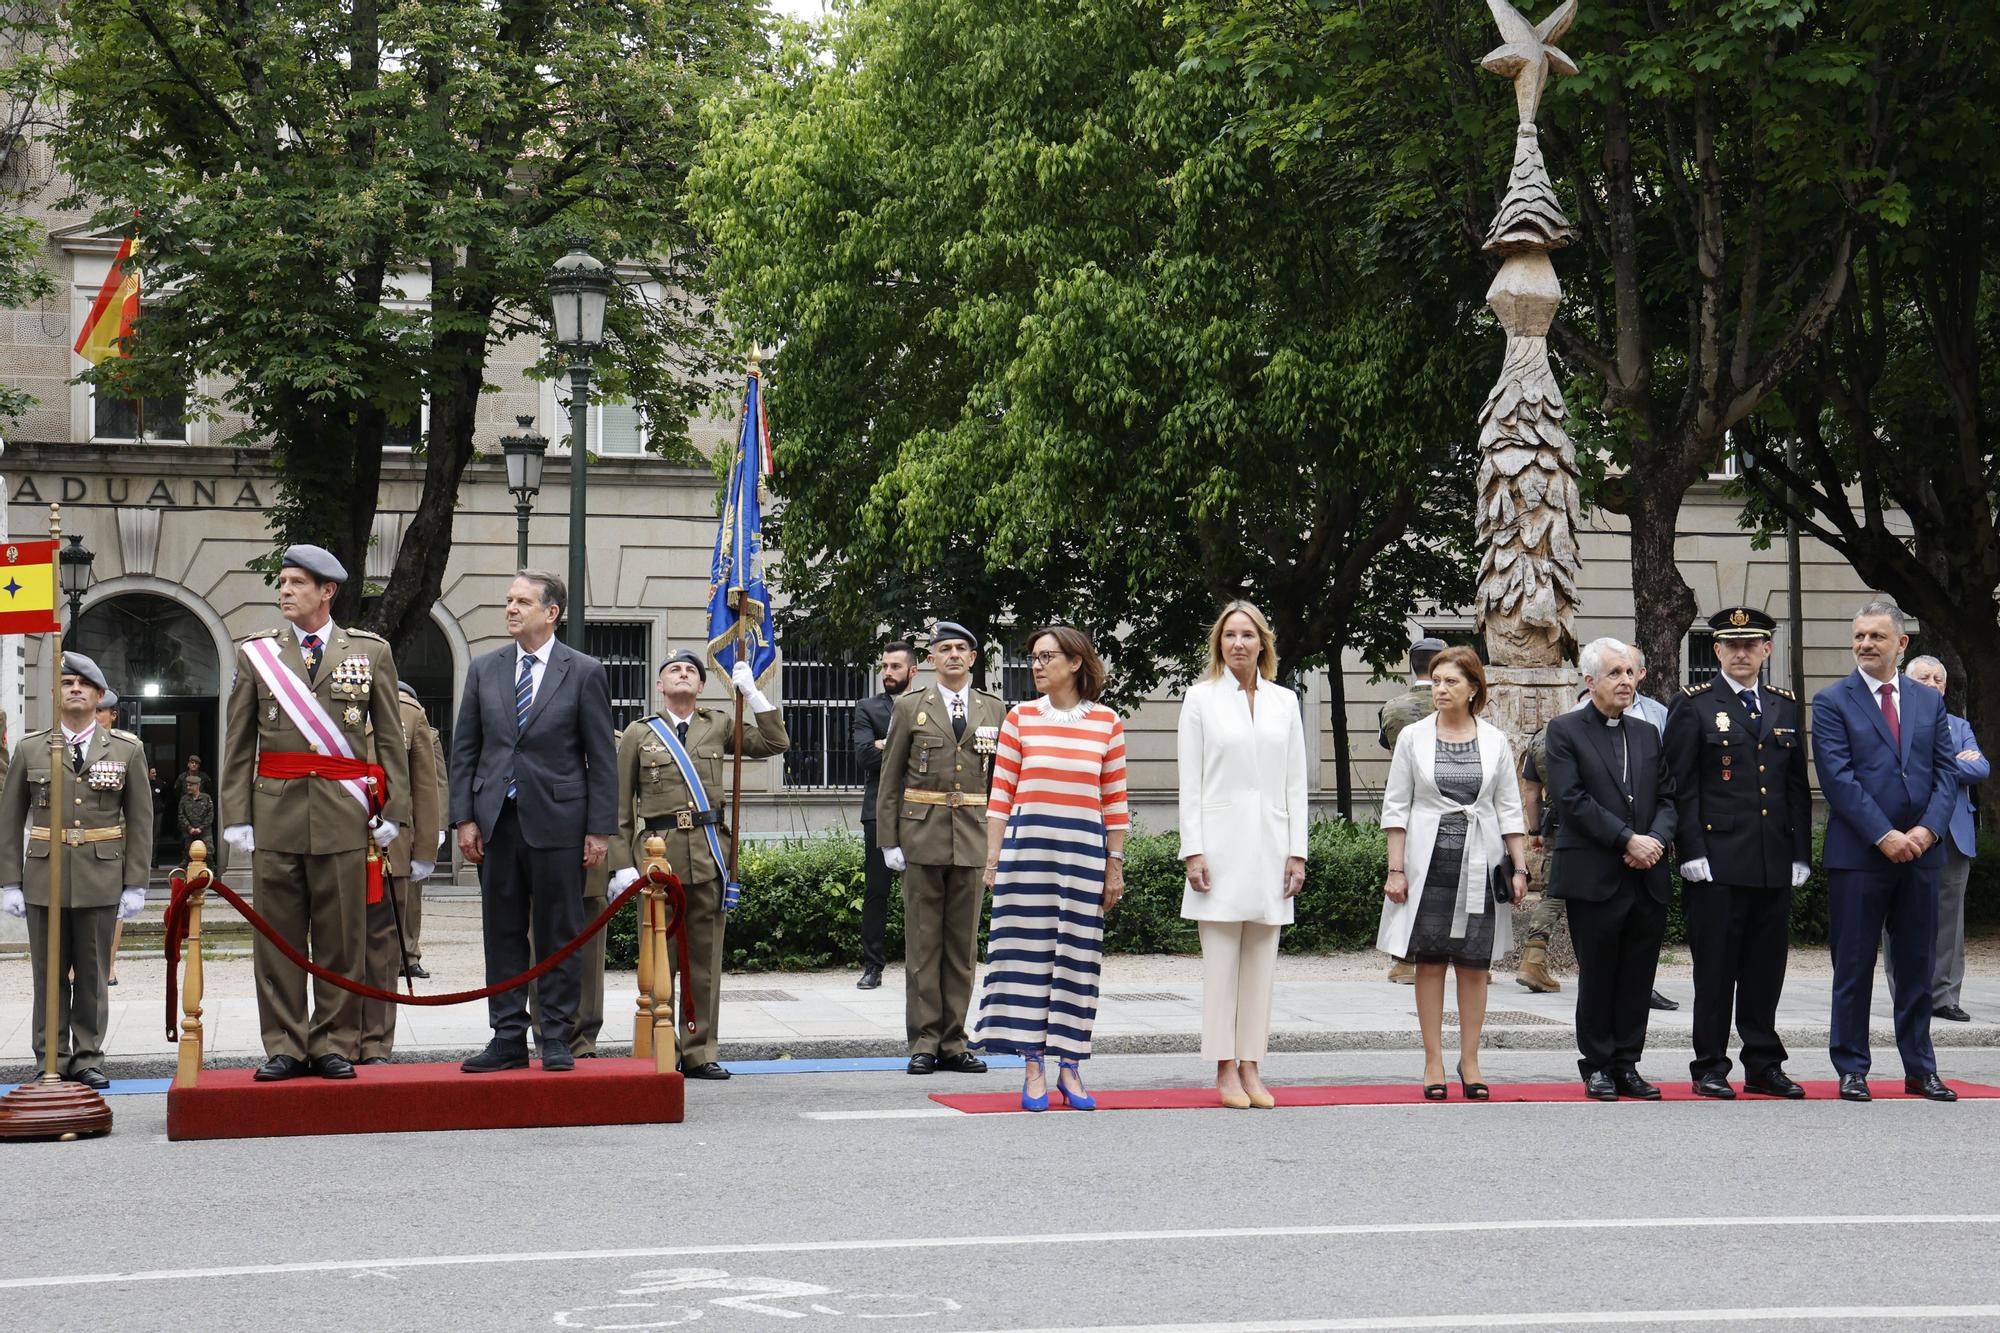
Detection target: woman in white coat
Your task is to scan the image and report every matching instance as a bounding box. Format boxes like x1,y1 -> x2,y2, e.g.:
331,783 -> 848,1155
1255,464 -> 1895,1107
1378,646 -> 1528,1100
1179,601 -> 1307,1109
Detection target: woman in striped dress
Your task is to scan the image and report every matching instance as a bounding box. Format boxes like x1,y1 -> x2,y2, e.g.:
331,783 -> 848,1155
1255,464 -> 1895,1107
972,626 -> 1129,1111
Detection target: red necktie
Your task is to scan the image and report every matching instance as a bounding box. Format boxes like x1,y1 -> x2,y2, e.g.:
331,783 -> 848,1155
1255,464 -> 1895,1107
1879,682 -> 1901,749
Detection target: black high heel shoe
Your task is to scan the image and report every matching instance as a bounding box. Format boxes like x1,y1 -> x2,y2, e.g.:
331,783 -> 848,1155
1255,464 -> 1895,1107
1457,1062 -> 1490,1101
1423,1066 -> 1448,1101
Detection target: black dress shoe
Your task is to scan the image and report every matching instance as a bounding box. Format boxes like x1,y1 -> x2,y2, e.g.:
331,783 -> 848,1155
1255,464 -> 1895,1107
1583,1070 -> 1619,1101
542,1042 -> 576,1072
683,1061 -> 732,1080
1648,988 -> 1679,1011
357,1056 -> 391,1066
857,966 -> 883,991
254,1054 -> 310,1082
1904,1072 -> 1958,1102
1934,1004 -> 1971,1023
1690,1073 -> 1736,1099
1743,1069 -> 1805,1099
461,1041 -> 531,1074
1613,1071 -> 1663,1100
935,1052 -> 988,1074
312,1054 -> 357,1080
68,1067 -> 111,1091
1838,1073 -> 1872,1101
401,963 -> 431,980
906,1052 -> 938,1075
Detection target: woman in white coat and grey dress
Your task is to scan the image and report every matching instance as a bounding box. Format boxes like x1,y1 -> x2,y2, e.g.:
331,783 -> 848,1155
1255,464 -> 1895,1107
1377,647 -> 1528,1100
1179,602 -> 1308,1109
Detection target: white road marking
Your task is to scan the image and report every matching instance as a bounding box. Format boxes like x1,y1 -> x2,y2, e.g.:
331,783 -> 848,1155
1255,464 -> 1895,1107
800,1108 -> 962,1120
4,1214 -> 1999,1292
963,1310 -> 2000,1331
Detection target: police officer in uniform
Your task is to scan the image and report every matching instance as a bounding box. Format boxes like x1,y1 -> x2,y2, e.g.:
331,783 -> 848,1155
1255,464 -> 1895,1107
221,545 -> 412,1081
357,681 -> 441,1063
0,653 -> 153,1090
1378,637 -> 1444,984
877,621 -> 1005,1075
608,650 -> 788,1079
1664,606 -> 1812,1099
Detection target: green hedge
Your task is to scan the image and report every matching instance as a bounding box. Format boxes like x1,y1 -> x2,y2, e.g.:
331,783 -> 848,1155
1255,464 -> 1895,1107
603,821 -> 1998,970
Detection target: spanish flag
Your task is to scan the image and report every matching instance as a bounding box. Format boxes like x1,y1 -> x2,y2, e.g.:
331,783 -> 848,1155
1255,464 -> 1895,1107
74,225 -> 139,366
0,541 -> 60,635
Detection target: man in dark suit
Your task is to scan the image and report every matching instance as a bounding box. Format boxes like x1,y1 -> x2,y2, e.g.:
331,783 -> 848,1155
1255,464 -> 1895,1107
852,640 -> 919,990
1544,636 -> 1678,1101
1666,607 -> 1813,1099
1811,600 -> 1960,1102
451,570 -> 617,1073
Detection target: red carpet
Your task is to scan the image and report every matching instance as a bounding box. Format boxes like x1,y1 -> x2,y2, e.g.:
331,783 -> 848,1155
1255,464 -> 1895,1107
930,1079 -> 2000,1114
167,1058 -> 684,1141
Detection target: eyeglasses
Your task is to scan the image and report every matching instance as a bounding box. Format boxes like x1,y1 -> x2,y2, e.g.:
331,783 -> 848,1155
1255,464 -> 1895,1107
1030,651 -> 1068,668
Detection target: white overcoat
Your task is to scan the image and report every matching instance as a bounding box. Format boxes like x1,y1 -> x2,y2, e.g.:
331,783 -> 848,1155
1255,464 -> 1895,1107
1176,675 -> 1308,925
1374,713 -> 1526,959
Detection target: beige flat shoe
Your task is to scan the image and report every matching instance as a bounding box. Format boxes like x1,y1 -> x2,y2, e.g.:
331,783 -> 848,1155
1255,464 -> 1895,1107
1245,1087 -> 1276,1109
1219,1086 -> 1252,1110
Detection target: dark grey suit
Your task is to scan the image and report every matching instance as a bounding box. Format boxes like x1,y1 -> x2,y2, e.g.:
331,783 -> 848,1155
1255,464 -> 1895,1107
853,691 -> 898,972
450,640 -> 616,1049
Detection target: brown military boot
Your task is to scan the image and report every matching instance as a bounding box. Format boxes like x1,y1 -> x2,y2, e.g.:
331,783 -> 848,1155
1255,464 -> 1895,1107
1387,959 -> 1416,985
1515,940 -> 1561,993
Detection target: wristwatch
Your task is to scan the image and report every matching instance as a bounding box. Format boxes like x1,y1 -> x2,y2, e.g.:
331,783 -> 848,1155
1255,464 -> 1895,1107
1107,849 -> 1125,862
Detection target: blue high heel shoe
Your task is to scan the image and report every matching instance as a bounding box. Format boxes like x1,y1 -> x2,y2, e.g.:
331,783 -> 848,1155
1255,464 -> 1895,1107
1057,1058 -> 1096,1111
1021,1053 -> 1049,1112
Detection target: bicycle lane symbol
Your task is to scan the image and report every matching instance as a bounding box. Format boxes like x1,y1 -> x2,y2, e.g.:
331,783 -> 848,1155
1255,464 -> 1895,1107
551,1266 -> 964,1327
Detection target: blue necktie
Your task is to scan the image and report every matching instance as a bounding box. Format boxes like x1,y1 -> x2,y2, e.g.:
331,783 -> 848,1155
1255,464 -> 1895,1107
508,655 -> 533,798
1740,689 -> 1760,725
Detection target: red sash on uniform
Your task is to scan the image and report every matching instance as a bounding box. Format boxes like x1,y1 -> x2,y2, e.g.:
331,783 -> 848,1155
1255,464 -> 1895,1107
256,751 -> 391,902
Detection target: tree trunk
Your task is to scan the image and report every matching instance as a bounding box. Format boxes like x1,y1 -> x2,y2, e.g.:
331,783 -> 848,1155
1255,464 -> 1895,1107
1624,481 -> 1697,702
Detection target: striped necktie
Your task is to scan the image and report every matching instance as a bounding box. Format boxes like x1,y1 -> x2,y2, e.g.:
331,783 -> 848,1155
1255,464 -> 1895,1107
507,654 -> 534,799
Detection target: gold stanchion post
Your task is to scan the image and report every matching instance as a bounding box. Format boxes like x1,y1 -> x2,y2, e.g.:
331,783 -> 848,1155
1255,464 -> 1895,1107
174,842 -> 212,1089
633,848 -> 656,1060
642,835 -> 677,1074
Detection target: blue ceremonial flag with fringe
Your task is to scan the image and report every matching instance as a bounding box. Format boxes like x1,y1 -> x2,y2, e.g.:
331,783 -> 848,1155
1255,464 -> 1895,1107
705,363 -> 778,685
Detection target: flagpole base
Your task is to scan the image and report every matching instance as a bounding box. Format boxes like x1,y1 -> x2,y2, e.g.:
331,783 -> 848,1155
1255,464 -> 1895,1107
0,1076 -> 113,1141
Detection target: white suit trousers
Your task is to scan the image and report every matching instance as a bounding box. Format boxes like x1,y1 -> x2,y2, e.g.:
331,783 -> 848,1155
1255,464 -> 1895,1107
1199,920 -> 1281,1061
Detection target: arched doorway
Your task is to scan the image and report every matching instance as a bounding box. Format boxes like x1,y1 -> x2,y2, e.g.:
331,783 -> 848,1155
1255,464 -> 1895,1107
71,592 -> 222,867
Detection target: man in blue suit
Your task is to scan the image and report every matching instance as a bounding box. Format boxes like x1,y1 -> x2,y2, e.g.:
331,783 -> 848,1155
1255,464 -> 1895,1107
1810,601 -> 1960,1102
1897,657 -> 1987,1024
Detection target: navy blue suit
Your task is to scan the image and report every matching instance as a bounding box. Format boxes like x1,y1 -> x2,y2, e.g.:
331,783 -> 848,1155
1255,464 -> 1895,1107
1810,670 -> 1958,1079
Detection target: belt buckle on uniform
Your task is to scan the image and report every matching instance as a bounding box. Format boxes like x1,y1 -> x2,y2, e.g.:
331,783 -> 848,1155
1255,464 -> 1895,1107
676,811 -> 694,831
64,829 -> 85,846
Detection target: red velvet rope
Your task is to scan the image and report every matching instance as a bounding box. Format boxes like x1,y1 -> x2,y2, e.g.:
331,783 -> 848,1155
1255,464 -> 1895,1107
163,867 -> 694,1045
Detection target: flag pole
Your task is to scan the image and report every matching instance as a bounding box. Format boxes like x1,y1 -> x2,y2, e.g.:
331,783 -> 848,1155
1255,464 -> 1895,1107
726,348 -> 761,891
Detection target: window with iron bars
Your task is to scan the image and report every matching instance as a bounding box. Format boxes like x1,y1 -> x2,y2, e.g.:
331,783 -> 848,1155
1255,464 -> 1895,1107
1685,627 -> 1771,690
783,659 -> 874,789
585,621 -> 653,731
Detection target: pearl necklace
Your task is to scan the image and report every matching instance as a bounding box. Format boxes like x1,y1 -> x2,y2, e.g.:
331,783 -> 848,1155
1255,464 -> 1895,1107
1038,695 -> 1092,724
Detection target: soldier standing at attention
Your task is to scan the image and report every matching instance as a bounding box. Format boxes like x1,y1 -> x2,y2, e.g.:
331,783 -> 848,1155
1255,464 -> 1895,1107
1664,606 -> 1812,1099
357,681 -> 442,1064
0,653 -> 153,1091
608,651 -> 788,1079
221,545 -> 411,1082
877,621 -> 1005,1075
1379,637 -> 1444,985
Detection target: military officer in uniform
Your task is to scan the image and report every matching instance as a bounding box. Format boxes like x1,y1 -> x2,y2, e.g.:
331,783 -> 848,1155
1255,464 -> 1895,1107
877,621 -> 1005,1075
357,681 -> 441,1063
1664,606 -> 1812,1099
0,653 -> 153,1090
607,650 -> 788,1079
221,545 -> 412,1082
1378,637 -> 1443,984
405,711 -> 449,978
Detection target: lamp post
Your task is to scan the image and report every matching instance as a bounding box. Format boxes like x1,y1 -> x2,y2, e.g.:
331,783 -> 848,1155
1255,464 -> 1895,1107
544,237 -> 612,648
58,532 -> 95,628
501,414 -> 549,570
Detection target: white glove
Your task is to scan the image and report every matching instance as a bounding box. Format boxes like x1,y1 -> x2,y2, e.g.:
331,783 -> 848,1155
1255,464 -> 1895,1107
883,846 -> 906,872
1678,857 -> 1713,883
119,887 -> 146,920
731,660 -> 774,712
1,886 -> 23,918
610,867 -> 641,893
222,824 -> 255,855
1791,861 -> 1811,888
372,820 -> 400,849
410,860 -> 435,883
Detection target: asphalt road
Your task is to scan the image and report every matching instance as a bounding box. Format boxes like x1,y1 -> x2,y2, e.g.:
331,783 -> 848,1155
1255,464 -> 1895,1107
6,1046 -> 2000,1332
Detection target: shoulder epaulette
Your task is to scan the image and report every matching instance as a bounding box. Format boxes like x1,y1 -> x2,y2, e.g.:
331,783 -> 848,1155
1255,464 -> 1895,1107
971,686 -> 1002,701
1682,681 -> 1713,696
1768,685 -> 1795,700
346,628 -> 388,642
110,728 -> 142,743
240,629 -> 282,643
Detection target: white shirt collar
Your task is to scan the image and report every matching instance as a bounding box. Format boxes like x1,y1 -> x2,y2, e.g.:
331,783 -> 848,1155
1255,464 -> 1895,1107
1855,666 -> 1898,697
517,638 -> 554,669
63,721 -> 97,746
938,682 -> 968,707
293,618 -> 336,645
664,707 -> 696,729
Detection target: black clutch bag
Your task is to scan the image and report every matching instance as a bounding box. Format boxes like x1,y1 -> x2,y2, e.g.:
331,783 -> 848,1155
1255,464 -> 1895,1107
1490,861 -> 1517,904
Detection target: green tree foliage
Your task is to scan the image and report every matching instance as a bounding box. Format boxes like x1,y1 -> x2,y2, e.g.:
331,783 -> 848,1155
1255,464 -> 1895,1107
48,0 -> 761,643
0,3 -> 58,429
1175,0 -> 1943,694
691,0 -> 1488,812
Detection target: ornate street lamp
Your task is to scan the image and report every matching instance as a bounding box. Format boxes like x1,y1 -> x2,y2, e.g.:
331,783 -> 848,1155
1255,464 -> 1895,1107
58,532 -> 95,627
500,414 -> 549,570
545,237 -> 612,648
